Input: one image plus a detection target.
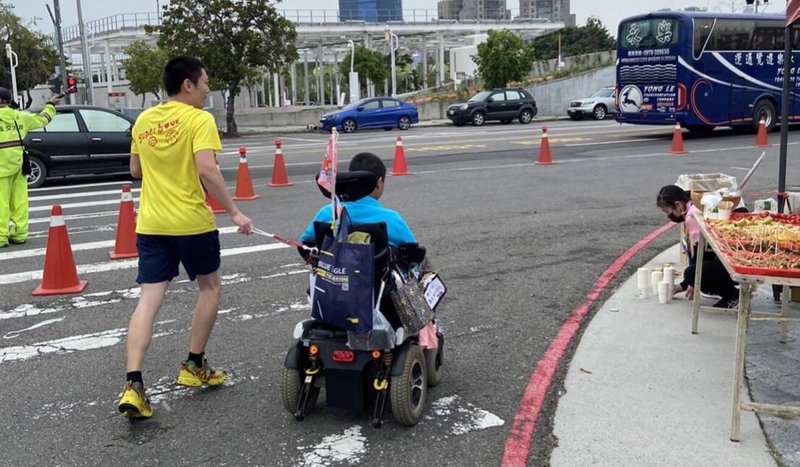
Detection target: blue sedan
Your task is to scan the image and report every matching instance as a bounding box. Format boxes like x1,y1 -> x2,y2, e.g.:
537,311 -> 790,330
319,97 -> 419,133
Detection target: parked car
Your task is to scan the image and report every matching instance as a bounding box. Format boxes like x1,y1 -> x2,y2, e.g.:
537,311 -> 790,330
24,105 -> 135,188
567,87 -> 616,120
446,88 -> 537,126
318,97 -> 419,133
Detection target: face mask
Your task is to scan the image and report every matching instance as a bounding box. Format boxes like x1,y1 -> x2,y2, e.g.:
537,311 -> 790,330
668,213 -> 685,223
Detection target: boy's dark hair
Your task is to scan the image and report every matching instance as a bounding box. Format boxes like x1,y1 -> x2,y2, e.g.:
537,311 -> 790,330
349,152 -> 386,180
163,56 -> 205,97
657,185 -> 690,208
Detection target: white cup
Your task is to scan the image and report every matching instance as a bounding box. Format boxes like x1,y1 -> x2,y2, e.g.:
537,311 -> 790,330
663,266 -> 674,287
658,281 -> 670,304
651,270 -> 663,295
718,208 -> 731,221
637,268 -> 650,298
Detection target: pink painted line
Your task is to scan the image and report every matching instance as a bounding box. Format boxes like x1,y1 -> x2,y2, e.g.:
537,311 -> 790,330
501,222 -> 676,466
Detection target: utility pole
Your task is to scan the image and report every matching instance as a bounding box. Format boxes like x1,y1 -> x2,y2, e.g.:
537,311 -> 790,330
76,0 -> 94,105
46,1 -> 69,100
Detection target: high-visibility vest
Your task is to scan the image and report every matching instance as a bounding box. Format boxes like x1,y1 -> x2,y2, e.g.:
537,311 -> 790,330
0,104 -> 56,177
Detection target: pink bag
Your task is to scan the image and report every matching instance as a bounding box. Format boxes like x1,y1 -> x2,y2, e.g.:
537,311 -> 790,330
418,321 -> 438,350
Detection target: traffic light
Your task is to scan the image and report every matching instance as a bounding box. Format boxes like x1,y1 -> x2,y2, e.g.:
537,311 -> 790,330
67,76 -> 76,88
49,76 -> 62,94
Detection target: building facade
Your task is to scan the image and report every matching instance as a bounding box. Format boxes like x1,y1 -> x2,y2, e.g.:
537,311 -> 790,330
437,0 -> 510,20
519,0 -> 575,26
339,0 -> 403,22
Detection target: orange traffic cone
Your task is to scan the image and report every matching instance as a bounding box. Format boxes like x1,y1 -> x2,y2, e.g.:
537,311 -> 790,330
233,147 -> 260,201
205,159 -> 226,214
536,126 -> 553,165
756,118 -> 769,147
670,123 -> 687,155
390,136 -> 410,176
109,184 -> 137,260
268,139 -> 292,187
32,205 -> 88,296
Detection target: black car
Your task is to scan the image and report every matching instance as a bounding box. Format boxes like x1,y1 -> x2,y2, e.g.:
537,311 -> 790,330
447,88 -> 538,126
24,105 -> 135,188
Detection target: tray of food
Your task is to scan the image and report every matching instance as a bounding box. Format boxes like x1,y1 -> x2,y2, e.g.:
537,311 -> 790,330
706,213 -> 800,277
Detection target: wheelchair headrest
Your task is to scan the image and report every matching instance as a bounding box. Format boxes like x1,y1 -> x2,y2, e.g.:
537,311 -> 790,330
315,170 -> 378,202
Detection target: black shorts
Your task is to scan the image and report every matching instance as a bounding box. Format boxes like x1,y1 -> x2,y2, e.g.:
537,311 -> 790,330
136,230 -> 220,284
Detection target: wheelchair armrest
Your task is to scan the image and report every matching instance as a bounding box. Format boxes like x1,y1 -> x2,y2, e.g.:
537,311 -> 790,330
397,243 -> 426,264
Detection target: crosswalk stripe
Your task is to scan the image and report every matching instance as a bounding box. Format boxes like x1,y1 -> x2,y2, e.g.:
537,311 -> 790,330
0,226 -> 242,261
29,198 -> 138,213
29,187 -> 141,202
0,243 -> 290,285
28,211 -> 118,225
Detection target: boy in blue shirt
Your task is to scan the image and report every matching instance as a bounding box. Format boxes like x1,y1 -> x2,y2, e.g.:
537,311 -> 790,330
300,152 -> 416,248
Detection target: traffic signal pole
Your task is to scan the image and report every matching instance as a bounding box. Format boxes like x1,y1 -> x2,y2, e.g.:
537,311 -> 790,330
46,1 -> 70,102
76,0 -> 93,105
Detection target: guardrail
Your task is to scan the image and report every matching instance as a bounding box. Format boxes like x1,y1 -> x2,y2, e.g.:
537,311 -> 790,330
61,12 -> 161,42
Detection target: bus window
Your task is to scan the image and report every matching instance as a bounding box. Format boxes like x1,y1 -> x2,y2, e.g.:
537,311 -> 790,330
750,21 -> 784,50
619,18 -> 679,50
707,19 -> 754,51
694,18 -> 714,56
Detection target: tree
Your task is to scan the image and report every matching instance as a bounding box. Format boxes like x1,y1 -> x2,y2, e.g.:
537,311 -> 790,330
530,17 -> 616,61
338,45 -> 388,99
474,29 -> 536,89
0,2 -> 60,108
122,41 -> 170,106
149,0 -> 298,136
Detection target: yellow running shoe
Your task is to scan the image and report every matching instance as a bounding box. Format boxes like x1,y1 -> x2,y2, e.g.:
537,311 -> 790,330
177,357 -> 227,387
118,381 -> 153,418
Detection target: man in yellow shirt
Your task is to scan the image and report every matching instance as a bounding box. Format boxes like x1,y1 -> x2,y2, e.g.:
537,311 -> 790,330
0,88 -> 59,247
118,57 -> 254,419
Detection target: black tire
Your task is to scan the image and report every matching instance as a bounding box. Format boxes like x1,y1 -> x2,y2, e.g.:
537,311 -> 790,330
390,344 -> 427,425
592,105 -> 607,120
27,154 -> 47,188
424,345 -> 443,387
281,367 -> 319,416
753,99 -> 776,132
471,111 -> 486,126
398,116 -> 412,130
342,118 -> 357,133
519,109 -> 534,124
569,114 -> 583,121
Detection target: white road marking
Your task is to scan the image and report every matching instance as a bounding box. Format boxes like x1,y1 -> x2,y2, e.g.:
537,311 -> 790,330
28,211 -> 118,225
0,242 -> 289,285
300,426 -> 367,467
29,187 -> 141,202
29,180 -> 136,192
3,317 -> 64,339
428,395 -> 505,435
0,226 -> 241,261
28,198 -> 138,213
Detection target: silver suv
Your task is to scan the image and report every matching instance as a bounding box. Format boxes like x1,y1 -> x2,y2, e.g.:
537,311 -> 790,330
567,87 -> 616,120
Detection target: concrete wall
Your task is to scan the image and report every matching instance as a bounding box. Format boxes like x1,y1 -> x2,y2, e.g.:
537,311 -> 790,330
528,66 -> 615,117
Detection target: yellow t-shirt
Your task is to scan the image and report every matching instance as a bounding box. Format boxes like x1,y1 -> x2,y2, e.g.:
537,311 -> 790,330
131,101 -> 222,235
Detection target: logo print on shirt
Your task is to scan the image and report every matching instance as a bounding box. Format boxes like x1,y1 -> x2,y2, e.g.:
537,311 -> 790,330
165,128 -> 179,144
148,135 -> 158,147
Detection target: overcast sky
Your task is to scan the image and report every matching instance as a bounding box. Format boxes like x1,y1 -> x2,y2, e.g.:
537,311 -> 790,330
9,0 -> 789,37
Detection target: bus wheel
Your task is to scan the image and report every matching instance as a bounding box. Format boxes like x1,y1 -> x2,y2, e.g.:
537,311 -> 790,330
753,100 -> 776,132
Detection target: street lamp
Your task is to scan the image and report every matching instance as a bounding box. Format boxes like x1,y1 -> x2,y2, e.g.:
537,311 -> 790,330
384,24 -> 398,97
5,44 -> 18,106
347,39 -> 360,103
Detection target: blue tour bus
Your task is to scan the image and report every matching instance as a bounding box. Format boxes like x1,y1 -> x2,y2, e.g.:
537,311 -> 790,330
615,11 -> 800,133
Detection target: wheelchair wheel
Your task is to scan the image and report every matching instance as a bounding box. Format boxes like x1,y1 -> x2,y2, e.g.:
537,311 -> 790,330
390,344 -> 427,425
424,345 -> 443,387
281,367 -> 319,416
